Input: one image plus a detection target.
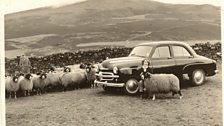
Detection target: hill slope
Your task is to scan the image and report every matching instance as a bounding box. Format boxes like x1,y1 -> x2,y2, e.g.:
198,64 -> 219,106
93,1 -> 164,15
4,0 -> 221,57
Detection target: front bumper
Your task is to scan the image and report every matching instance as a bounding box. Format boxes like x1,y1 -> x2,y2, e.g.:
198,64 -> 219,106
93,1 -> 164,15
94,80 -> 125,87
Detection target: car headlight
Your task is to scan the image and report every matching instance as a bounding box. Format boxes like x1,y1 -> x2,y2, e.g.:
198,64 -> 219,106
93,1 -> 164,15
113,66 -> 118,74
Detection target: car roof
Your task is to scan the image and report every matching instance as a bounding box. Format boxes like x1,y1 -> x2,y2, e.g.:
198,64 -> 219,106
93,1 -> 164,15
137,41 -> 189,46
137,41 -> 197,56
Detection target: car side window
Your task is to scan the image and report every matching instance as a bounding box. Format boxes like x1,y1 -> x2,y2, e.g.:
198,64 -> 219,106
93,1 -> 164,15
152,46 -> 171,58
173,46 -> 191,57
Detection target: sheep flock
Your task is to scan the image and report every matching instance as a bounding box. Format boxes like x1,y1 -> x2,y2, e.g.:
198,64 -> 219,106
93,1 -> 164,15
5,64 -> 97,99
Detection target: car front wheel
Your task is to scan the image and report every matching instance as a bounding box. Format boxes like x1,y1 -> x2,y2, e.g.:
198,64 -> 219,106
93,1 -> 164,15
124,78 -> 139,95
189,69 -> 206,86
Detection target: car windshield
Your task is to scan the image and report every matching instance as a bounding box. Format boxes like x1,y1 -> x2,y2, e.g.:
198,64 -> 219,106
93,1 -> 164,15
129,45 -> 153,57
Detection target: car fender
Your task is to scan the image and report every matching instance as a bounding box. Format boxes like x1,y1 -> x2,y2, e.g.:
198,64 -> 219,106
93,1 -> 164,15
120,67 -> 140,74
182,62 -> 208,74
119,67 -> 141,79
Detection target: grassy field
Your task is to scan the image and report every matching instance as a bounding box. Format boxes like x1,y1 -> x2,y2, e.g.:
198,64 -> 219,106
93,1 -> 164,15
6,62 -> 222,126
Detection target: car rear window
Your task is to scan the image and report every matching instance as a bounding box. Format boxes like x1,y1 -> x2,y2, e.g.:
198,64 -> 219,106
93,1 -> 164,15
172,46 -> 191,57
152,46 -> 171,58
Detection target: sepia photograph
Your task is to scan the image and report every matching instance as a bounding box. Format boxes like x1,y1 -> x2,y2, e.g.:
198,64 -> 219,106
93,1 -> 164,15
1,0 -> 222,125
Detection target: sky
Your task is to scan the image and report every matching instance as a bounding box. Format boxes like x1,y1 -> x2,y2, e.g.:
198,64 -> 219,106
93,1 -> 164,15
2,0 -> 222,14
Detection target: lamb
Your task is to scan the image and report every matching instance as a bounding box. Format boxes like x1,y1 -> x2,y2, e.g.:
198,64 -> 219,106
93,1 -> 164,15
32,73 -> 48,95
142,73 -> 182,100
19,73 -> 33,96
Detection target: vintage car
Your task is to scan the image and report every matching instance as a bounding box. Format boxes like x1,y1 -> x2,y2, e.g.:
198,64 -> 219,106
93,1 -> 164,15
94,41 -> 218,95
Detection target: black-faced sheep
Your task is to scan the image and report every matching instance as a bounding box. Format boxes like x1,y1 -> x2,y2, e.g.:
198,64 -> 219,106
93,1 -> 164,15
59,67 -> 96,91
86,65 -> 97,88
5,76 -> 11,92
63,67 -> 71,73
59,70 -> 86,91
19,73 -> 33,96
5,75 -> 24,99
142,73 -> 182,100
51,66 -> 64,72
32,73 -> 48,95
44,71 -> 63,91
9,76 -> 20,99
79,63 -> 86,69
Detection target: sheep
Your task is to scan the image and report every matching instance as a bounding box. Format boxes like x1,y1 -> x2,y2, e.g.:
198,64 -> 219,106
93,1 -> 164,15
32,73 -> 48,95
85,65 -> 97,88
79,63 -> 86,69
44,71 -> 63,91
59,67 -> 96,91
50,66 -> 64,72
59,70 -> 86,91
8,76 -> 20,99
142,73 -> 182,100
5,74 -> 24,99
19,73 -> 33,96
5,75 -> 12,98
66,64 -> 81,71
63,67 -> 71,73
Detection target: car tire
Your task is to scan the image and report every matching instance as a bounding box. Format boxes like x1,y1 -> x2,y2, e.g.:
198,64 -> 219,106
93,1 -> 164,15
189,69 -> 206,86
124,78 -> 139,95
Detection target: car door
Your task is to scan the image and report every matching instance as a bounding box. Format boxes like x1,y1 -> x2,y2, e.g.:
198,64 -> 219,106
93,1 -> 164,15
150,45 -> 176,74
171,45 -> 195,74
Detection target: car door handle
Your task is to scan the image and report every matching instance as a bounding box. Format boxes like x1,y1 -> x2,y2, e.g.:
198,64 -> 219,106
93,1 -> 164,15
168,57 -> 172,59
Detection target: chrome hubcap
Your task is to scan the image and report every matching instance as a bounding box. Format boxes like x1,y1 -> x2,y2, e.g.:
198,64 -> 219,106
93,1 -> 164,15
194,71 -> 204,84
126,79 -> 139,94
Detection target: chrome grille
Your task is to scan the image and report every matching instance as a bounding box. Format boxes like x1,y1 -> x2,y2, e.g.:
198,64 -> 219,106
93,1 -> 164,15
96,71 -> 119,81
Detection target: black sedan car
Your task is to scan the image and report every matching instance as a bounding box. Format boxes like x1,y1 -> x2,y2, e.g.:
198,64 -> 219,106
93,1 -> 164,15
95,41 -> 218,94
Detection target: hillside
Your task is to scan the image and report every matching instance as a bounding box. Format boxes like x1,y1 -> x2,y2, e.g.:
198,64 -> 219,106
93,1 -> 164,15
4,0 -> 221,58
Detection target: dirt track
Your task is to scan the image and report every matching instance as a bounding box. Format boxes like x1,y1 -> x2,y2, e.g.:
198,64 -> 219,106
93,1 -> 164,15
6,63 -> 222,126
